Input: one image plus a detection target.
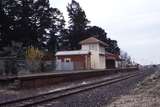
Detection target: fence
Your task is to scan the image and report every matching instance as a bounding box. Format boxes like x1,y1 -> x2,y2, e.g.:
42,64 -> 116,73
0,58 -> 56,76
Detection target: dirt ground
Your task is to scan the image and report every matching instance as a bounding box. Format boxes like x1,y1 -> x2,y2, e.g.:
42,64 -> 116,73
105,70 -> 160,107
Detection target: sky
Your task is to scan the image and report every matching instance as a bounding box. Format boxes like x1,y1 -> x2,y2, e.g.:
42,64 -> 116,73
50,0 -> 160,65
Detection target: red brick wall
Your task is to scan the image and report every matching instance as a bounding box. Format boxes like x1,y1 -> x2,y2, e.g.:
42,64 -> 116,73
57,54 -> 91,69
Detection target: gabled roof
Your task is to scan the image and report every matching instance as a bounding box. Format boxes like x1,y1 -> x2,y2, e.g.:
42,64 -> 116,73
79,37 -> 108,46
56,50 -> 90,56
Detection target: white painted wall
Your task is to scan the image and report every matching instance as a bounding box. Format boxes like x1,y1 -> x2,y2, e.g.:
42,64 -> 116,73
99,55 -> 106,69
81,43 -> 106,69
98,45 -> 105,54
115,61 -> 120,68
81,44 -> 89,51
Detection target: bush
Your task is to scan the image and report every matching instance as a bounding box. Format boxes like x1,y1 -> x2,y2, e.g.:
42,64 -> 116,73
25,46 -> 44,73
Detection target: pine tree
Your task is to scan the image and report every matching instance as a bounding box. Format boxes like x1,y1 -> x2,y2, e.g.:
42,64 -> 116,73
106,39 -> 120,55
46,8 -> 66,53
1,0 -> 38,46
86,26 -> 107,42
67,0 -> 90,50
0,0 -> 65,56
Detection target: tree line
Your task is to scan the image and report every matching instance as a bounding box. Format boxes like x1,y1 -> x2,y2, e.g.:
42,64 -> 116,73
0,0 -> 120,58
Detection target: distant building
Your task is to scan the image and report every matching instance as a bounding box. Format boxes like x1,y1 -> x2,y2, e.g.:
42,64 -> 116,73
55,37 -> 119,70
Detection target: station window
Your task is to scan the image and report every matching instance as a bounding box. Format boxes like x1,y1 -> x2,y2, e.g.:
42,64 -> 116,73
89,44 -> 97,50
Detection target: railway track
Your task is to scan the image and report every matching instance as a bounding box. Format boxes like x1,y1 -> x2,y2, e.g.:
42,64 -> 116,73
0,72 -> 140,107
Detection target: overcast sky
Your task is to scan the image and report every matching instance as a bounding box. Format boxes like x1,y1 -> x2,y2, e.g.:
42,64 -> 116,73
50,0 -> 160,65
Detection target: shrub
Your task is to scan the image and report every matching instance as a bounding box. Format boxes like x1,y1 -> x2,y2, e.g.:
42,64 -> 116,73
25,46 -> 44,73
26,46 -> 43,60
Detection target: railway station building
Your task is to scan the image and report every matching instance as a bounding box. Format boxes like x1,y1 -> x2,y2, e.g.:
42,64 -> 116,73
55,37 -> 119,70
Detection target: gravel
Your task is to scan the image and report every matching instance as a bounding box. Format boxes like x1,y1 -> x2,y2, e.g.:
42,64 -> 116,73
106,70 -> 160,107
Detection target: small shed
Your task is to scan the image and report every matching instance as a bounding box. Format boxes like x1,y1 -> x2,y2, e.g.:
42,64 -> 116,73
56,50 -> 91,70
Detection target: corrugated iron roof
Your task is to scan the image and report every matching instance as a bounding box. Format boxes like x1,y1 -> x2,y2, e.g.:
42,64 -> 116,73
56,50 -> 90,56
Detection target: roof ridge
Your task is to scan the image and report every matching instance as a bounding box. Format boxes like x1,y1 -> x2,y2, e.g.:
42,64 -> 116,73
79,37 -> 108,46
